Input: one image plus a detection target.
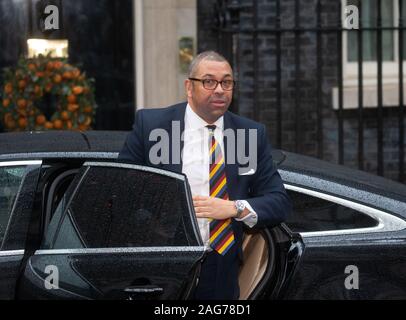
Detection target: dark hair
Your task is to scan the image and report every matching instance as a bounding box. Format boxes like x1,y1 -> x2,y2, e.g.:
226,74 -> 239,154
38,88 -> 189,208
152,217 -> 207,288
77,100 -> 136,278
188,51 -> 230,77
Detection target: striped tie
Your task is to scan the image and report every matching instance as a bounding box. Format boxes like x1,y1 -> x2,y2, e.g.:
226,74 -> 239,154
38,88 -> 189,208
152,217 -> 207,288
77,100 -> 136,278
207,125 -> 235,255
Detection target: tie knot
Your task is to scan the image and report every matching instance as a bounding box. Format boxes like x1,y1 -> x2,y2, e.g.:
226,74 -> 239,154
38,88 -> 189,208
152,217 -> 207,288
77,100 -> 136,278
206,125 -> 216,132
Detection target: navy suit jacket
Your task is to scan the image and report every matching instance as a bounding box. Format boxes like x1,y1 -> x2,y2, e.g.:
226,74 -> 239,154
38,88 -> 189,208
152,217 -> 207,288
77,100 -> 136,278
118,102 -> 292,256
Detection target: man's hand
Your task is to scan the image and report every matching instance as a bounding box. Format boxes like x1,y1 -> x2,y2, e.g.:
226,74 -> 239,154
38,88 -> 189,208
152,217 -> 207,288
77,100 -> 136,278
193,195 -> 237,220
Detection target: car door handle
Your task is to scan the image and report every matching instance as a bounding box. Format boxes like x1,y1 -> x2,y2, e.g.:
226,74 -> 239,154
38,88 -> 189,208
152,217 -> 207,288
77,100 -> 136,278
124,285 -> 164,294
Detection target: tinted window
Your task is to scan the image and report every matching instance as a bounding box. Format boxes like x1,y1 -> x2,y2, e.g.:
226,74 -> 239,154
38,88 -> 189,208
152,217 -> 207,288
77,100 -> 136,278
0,166 -> 25,246
50,166 -> 194,248
286,190 -> 378,233
43,190 -> 80,249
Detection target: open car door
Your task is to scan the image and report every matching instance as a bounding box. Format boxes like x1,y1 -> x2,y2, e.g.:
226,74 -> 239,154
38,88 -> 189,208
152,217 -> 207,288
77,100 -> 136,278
17,162 -> 206,300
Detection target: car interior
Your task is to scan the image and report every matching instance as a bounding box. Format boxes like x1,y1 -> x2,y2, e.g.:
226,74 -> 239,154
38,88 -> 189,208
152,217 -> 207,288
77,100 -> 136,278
42,163 -> 275,300
239,230 -> 272,299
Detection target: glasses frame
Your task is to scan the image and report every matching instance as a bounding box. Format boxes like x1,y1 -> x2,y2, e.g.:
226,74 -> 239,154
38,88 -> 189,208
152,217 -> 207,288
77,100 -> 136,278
188,78 -> 236,91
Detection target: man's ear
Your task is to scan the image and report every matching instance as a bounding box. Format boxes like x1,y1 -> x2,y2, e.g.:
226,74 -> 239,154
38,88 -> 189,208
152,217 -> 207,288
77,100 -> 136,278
185,79 -> 193,98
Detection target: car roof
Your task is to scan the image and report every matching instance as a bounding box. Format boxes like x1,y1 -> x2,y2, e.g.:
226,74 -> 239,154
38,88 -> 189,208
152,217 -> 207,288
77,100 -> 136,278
0,130 -> 128,155
276,149 -> 406,205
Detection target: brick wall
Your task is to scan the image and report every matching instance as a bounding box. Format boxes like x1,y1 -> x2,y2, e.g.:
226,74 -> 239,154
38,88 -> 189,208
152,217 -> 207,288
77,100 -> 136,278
197,0 -> 406,182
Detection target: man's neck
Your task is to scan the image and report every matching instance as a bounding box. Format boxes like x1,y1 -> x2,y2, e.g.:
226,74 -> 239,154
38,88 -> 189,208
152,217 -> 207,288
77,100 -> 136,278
188,103 -> 219,125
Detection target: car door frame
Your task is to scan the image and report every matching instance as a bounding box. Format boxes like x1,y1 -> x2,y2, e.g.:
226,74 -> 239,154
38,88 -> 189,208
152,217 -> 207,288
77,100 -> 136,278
0,160 -> 42,299
17,161 -> 208,300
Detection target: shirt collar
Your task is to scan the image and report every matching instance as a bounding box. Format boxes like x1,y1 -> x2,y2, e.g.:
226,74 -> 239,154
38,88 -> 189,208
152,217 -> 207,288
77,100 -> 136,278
185,103 -> 224,131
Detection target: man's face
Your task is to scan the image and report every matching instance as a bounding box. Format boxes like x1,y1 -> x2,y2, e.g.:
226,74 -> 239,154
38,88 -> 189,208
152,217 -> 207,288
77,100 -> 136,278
185,60 -> 234,124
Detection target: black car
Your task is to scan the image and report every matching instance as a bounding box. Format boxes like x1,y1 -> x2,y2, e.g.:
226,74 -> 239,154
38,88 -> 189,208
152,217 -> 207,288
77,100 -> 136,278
0,131 -> 405,300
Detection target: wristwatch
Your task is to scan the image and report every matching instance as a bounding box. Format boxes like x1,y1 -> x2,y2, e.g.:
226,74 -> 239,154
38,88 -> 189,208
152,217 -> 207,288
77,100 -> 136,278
234,200 -> 246,219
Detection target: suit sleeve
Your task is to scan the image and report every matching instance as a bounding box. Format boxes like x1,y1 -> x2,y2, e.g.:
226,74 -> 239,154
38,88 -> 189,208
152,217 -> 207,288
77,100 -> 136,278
245,125 -> 292,228
118,109 -> 147,165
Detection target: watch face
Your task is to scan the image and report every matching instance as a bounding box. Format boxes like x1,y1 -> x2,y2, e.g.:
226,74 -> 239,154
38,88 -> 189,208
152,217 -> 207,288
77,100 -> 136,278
236,201 -> 245,211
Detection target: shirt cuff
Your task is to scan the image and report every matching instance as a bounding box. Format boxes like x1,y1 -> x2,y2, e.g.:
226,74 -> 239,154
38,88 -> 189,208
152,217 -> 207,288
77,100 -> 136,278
234,200 -> 258,228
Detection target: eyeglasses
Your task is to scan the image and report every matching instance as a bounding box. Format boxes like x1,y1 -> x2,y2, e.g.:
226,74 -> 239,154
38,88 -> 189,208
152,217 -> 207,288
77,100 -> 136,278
188,78 -> 236,91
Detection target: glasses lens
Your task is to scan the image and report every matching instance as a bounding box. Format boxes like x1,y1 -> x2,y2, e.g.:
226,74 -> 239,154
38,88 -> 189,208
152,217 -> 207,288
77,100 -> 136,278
221,80 -> 234,90
203,79 -> 217,90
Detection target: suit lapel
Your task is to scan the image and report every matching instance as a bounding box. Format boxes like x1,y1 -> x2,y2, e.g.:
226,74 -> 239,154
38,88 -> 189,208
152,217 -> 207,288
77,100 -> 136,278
163,103 -> 186,174
223,112 -> 238,200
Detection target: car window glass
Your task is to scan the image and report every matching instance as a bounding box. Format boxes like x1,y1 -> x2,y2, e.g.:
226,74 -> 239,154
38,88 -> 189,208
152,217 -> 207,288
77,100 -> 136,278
43,192 -> 72,249
50,166 -> 195,248
53,212 -> 85,249
0,166 -> 26,247
286,190 -> 378,233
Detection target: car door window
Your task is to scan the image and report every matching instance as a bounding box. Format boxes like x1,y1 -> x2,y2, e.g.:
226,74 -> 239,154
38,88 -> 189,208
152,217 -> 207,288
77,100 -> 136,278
0,166 -> 26,246
44,165 -> 198,249
285,189 -> 378,233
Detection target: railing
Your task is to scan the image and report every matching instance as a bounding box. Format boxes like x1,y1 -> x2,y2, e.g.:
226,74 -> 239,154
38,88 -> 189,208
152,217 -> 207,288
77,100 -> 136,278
213,0 -> 405,182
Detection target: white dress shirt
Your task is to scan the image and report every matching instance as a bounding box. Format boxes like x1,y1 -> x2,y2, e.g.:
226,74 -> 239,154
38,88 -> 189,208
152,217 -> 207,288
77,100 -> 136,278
181,104 -> 258,247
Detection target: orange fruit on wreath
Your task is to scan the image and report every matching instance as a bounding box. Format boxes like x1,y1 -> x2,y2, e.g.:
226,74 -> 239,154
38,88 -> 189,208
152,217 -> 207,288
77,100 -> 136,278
53,74 -> 62,83
18,117 -> 28,129
44,121 -> 53,129
72,69 -> 81,78
78,124 -> 88,131
36,115 -> 46,125
67,104 -> 79,112
83,106 -> 93,113
34,85 -> 41,95
53,119 -> 63,129
46,61 -> 54,70
63,71 -> 73,80
67,94 -> 77,104
18,80 -> 27,89
61,111 -> 70,120
4,83 -> 13,94
6,119 -> 16,130
72,86 -> 84,95
54,61 -> 63,69
2,99 -> 10,108
17,99 -> 27,109
28,63 -> 36,71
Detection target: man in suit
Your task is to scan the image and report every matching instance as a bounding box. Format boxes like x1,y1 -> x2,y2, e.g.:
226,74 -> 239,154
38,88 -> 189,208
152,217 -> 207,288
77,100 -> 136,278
118,51 -> 291,300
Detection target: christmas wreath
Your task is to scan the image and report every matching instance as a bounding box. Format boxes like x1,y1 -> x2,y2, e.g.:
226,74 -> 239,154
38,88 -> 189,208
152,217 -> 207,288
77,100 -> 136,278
1,55 -> 96,132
